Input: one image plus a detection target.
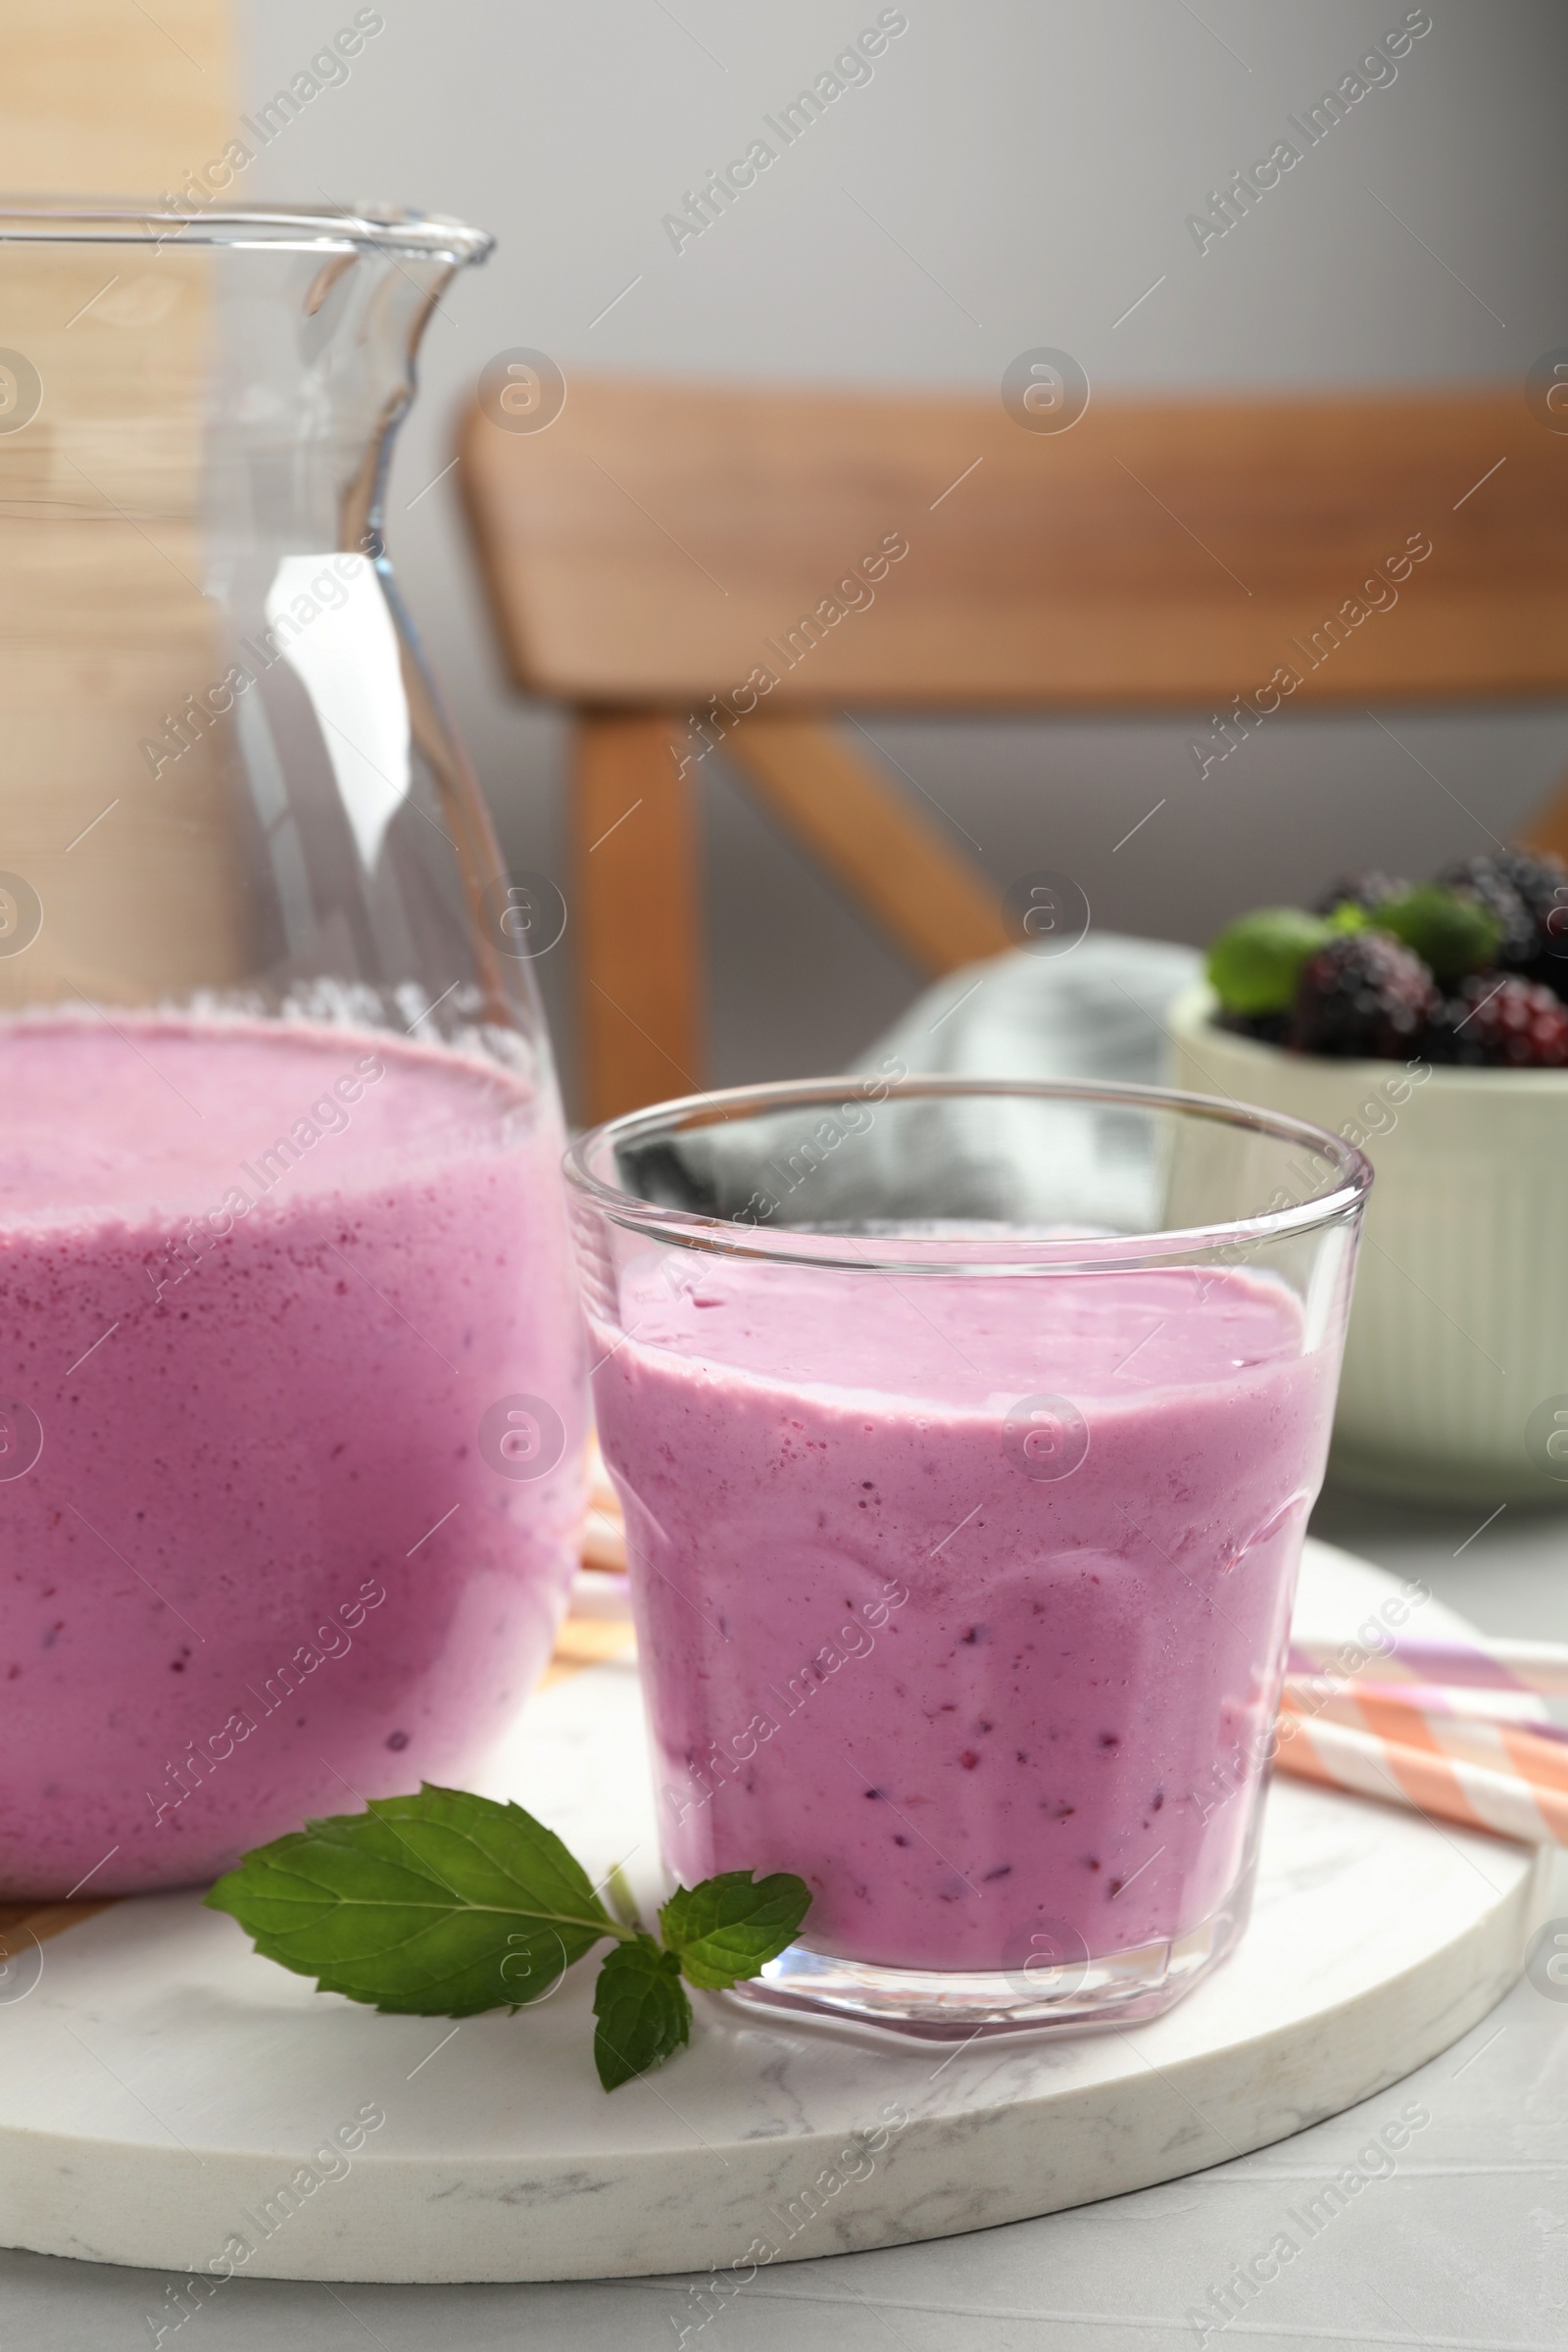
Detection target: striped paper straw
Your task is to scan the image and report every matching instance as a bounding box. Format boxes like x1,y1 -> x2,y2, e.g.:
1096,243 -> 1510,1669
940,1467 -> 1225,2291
1276,1686 -> 1568,1844
1291,1686 -> 1568,1777
1314,1680 -> 1566,1728
1288,1635 -> 1568,1697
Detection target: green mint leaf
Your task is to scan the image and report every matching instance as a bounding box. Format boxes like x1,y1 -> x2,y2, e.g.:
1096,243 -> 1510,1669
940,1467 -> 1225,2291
593,1936 -> 692,2089
1206,907 -> 1331,1016
205,1783 -> 621,2017
658,1870 -> 811,1990
1377,883 -> 1503,984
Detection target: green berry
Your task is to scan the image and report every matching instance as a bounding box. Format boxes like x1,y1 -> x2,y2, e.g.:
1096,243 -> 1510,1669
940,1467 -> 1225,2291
1376,885 -> 1502,985
1206,907 -> 1333,1016
1324,901 -> 1370,934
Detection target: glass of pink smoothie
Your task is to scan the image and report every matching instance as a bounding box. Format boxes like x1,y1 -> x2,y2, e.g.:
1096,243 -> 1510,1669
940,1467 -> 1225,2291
567,1077 -> 1370,2034
0,207 -> 585,1896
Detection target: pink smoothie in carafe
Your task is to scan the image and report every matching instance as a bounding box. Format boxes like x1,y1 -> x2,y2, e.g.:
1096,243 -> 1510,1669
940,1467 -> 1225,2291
0,1016 -> 585,1897
592,1256 -> 1332,1974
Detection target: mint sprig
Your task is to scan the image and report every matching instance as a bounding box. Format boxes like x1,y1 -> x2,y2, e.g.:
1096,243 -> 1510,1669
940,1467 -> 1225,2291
205,1784 -> 809,2091
593,1936 -> 692,2089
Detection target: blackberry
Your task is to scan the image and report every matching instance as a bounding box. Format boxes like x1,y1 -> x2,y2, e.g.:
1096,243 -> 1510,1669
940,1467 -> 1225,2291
1425,971 -> 1568,1069
1312,869 -> 1406,918
1437,851 -> 1567,984
1289,931 -> 1439,1060
1488,847 -> 1568,930
1499,850 -> 1568,997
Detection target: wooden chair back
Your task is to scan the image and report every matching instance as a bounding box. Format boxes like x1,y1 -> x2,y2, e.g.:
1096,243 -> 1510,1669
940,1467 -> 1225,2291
462,374 -> 1568,1122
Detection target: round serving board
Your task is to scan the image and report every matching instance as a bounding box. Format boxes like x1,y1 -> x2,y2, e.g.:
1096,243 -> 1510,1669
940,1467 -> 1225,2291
0,1541 -> 1548,2284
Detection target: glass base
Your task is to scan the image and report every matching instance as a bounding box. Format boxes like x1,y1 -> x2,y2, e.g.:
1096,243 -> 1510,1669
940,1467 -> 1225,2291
726,1886 -> 1253,2039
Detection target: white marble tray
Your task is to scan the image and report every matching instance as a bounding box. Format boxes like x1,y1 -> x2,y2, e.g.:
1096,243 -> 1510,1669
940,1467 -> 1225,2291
0,1541 -> 1548,2284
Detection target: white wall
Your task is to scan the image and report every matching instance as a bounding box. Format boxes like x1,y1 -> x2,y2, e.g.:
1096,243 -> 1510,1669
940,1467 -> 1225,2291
238,0 -> 1568,1107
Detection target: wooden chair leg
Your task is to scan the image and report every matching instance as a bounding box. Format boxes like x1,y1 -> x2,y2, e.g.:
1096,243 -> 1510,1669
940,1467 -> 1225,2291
721,714 -> 1012,976
573,708 -> 704,1126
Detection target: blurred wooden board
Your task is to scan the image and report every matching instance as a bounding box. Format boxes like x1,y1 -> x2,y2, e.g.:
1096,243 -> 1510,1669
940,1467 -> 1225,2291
0,0 -> 244,1008
0,0 -> 229,189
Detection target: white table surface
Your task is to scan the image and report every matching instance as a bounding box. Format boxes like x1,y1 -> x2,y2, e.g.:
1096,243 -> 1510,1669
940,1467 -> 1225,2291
6,1484 -> 1566,2350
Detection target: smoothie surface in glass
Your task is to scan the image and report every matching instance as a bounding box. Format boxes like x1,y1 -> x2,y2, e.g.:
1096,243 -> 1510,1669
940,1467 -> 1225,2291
0,1016 -> 584,1896
593,1254 -> 1331,1973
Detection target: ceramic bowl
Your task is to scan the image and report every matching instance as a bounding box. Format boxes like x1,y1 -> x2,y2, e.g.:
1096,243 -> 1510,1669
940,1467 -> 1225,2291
1166,983 -> 1568,1504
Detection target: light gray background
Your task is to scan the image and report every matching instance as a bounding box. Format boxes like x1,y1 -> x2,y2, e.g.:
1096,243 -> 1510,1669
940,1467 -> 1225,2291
234,0 -> 1568,1114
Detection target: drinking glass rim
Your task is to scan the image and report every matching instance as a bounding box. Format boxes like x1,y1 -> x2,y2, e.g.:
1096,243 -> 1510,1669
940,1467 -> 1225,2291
564,1074 -> 1373,1273
0,199 -> 493,263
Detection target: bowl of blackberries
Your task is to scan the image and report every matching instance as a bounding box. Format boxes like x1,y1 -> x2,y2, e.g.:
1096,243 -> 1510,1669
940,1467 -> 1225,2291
1167,848 -> 1568,1503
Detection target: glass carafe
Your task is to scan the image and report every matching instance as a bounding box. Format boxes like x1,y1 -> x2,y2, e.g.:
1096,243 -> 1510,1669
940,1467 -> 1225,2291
0,204 -> 585,1898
